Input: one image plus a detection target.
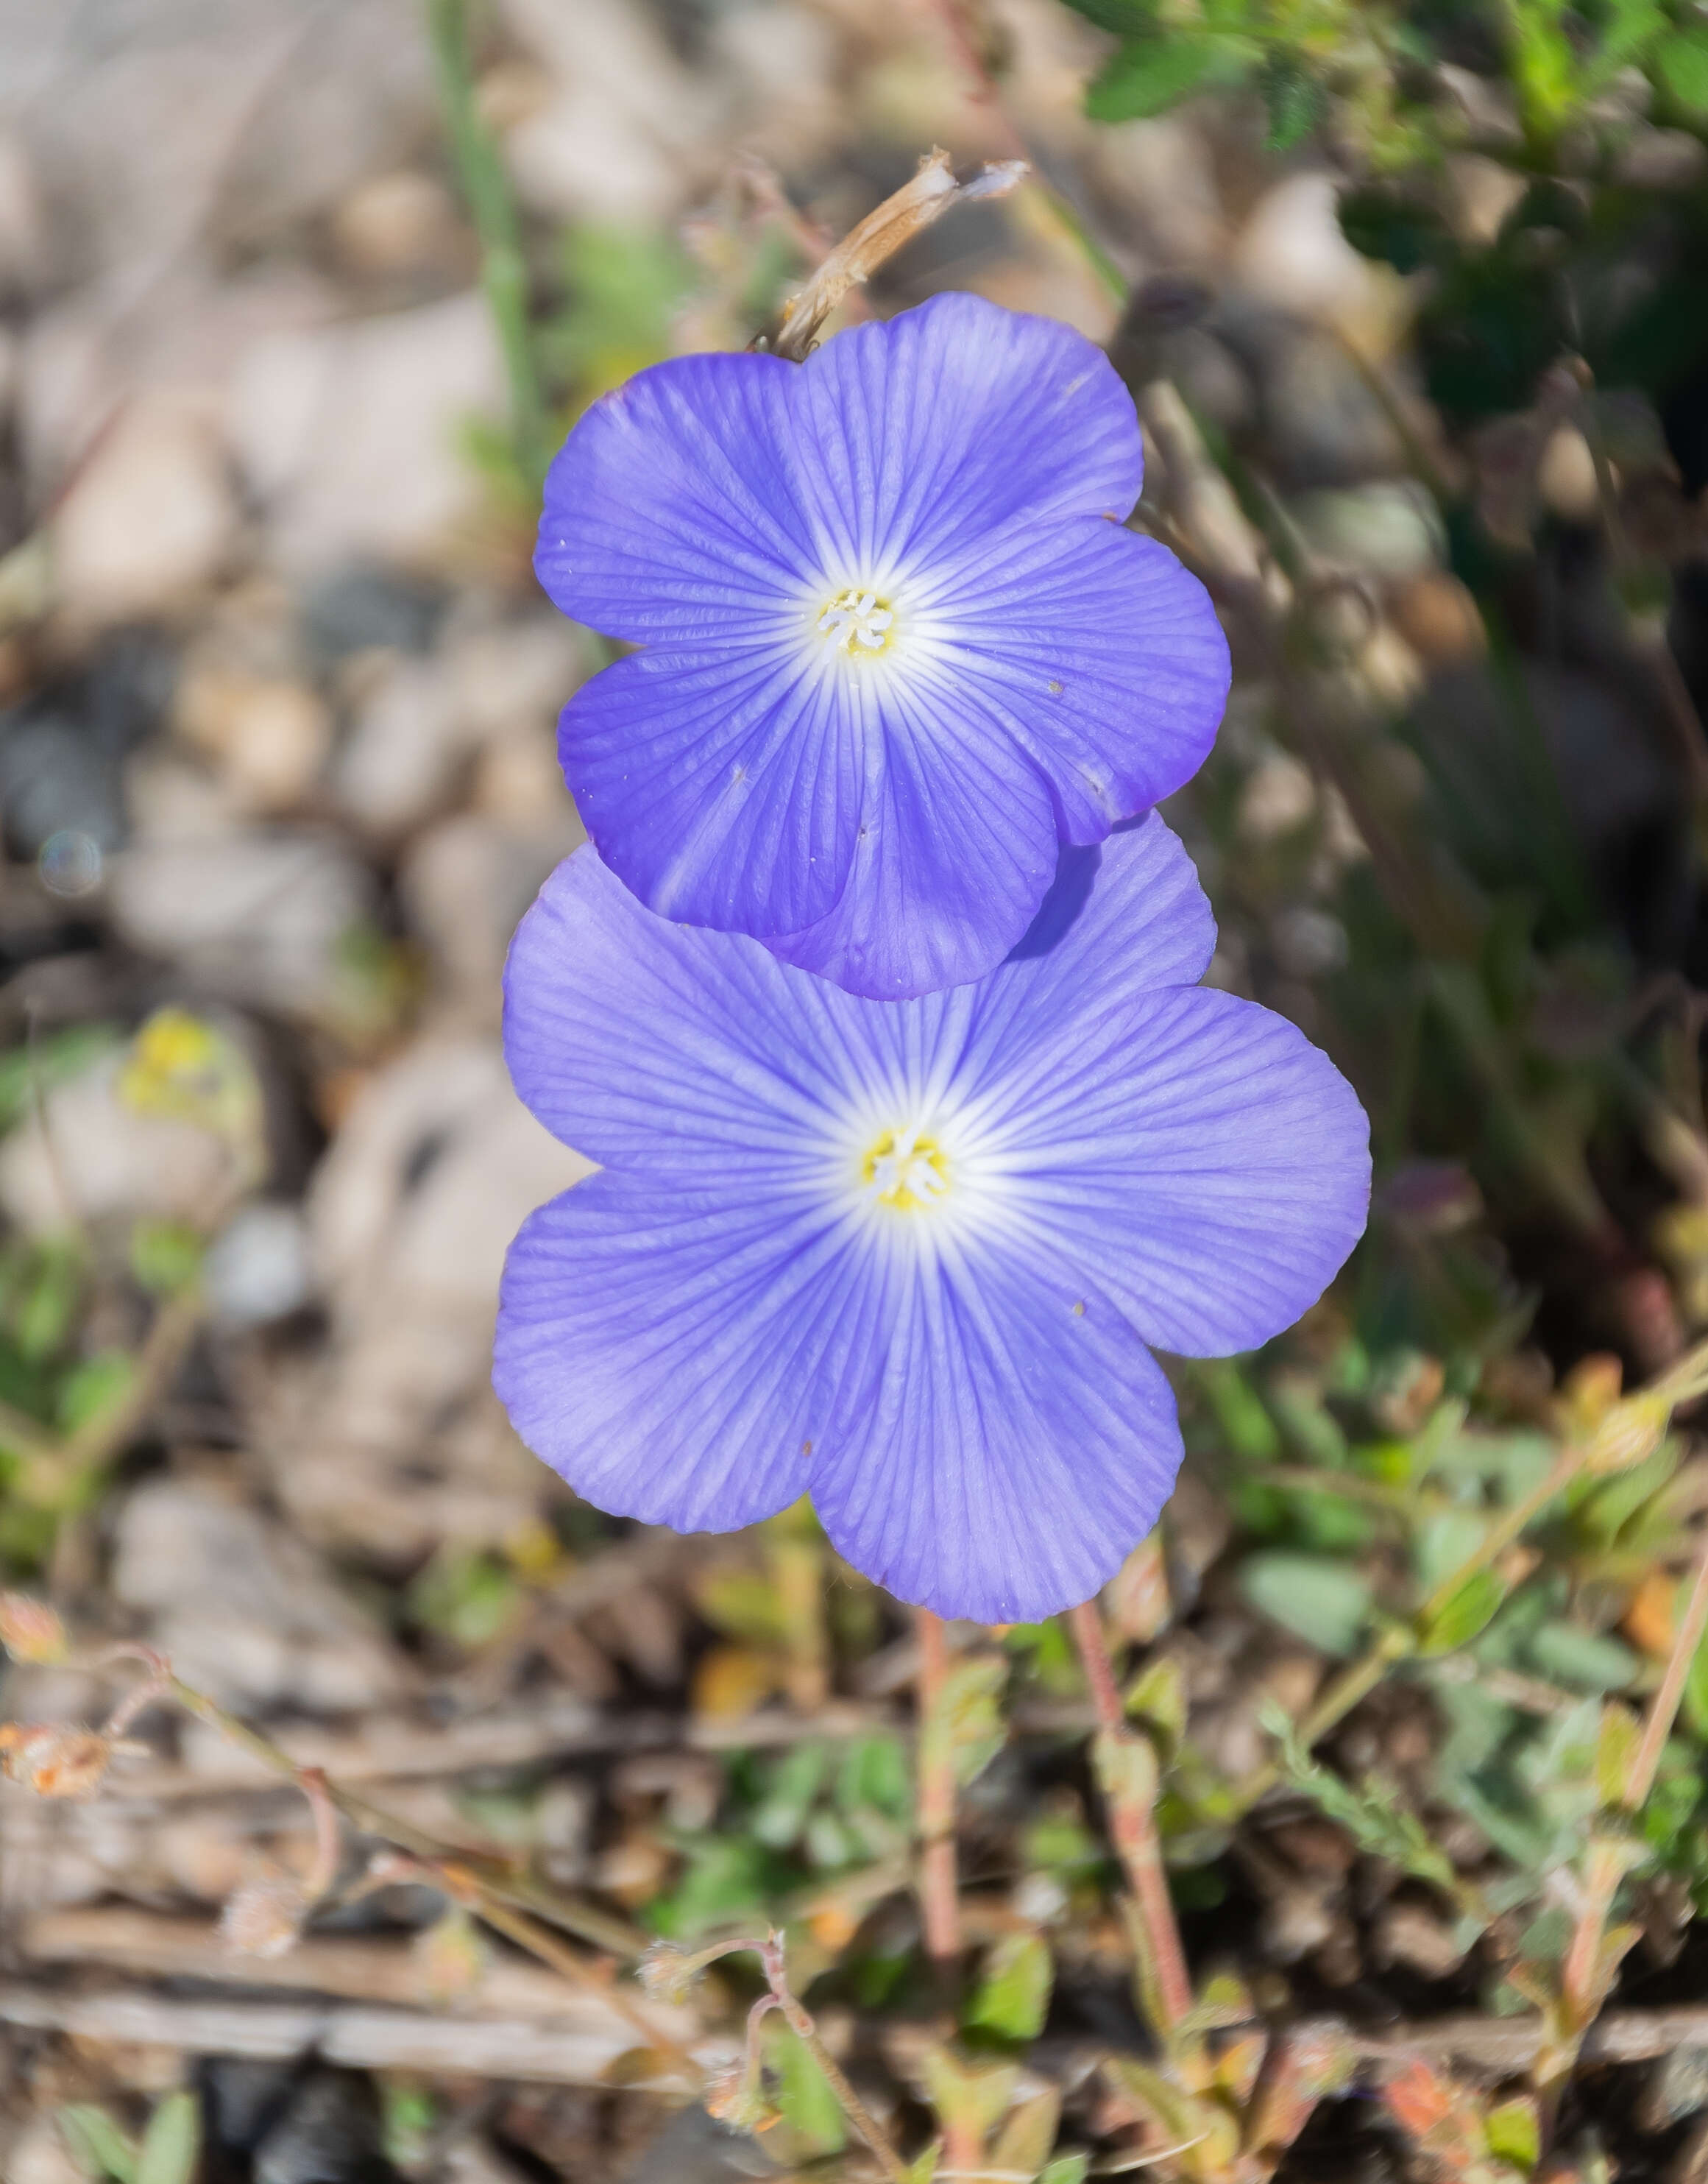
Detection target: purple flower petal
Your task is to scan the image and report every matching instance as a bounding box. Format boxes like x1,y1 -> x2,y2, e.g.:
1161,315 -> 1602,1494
759,685 -> 1060,997
534,292 -> 1226,995
1001,986 -> 1372,1356
809,1233 -> 1185,1623
559,643 -> 862,936
496,825 -> 1369,1619
495,1173 -> 831,1531
924,524 -> 1231,841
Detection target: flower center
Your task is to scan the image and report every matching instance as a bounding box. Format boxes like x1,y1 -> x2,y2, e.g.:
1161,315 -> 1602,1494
862,1125 -> 950,1211
817,587 -> 894,654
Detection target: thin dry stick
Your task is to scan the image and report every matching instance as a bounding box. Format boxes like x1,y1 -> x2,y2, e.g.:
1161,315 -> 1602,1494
915,1607 -> 962,1974
1552,1524 -> 1708,2105
91,1647 -> 645,1960
1067,1599 -> 1194,2044
770,150 -> 1025,362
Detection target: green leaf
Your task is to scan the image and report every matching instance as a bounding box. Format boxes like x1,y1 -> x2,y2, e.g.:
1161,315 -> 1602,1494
1525,1621 -> 1639,1694
921,2046 -> 1021,2146
1417,1568 -> 1506,1656
1484,2094 -> 1540,2174
135,2095 -> 199,2184
127,1219 -> 205,1298
770,2021 -> 846,2159
1039,2160 -> 1091,2184
1260,52 -> 1323,151
965,1932 -> 1054,2043
1057,0 -> 1158,31
1240,1552 -> 1372,1656
56,2107 -> 138,2184
1654,27 -> 1708,110
1085,35 -> 1235,124
923,1653 -> 1009,1789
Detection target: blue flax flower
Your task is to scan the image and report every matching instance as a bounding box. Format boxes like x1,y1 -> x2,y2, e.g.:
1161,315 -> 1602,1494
494,816 -> 1369,1622
535,291 -> 1230,1000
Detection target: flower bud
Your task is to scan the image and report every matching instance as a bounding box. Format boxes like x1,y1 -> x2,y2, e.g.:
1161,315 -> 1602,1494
1584,1393 -> 1670,1476
637,1940 -> 697,2002
219,1875 -> 307,1959
0,1594 -> 68,1664
0,1722 -> 112,1798
703,2057 -> 773,2132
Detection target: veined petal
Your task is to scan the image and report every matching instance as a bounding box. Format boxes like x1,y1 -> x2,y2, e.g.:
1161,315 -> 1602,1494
765,669 -> 1060,998
971,813 -> 1216,1066
495,1173 -> 856,1532
998,986 -> 1371,1356
919,523 -> 1230,841
535,350 -> 818,644
505,846 -> 882,1175
809,1228 -> 1184,1623
791,293 -> 1145,572
559,642 -> 861,935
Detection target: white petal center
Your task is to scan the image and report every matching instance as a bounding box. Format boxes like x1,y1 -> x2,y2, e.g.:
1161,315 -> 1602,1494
817,587 -> 895,654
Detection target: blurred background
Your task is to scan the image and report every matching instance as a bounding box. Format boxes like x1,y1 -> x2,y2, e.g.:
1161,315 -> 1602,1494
8,1 -> 1708,2179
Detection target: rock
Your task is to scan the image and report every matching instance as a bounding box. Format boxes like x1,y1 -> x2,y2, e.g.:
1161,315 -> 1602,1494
399,807 -> 581,1011
1537,423 -> 1600,521
497,0 -> 712,225
108,829 -> 376,1018
1088,114 -> 1225,266
50,391 -> 237,628
205,1201 -> 314,1326
249,2068 -> 397,2184
227,293 -> 504,572
0,1050 -> 232,1235
0,129 -> 45,294
1232,172 -> 1409,353
331,653 -> 467,834
1237,755 -> 1316,844
112,1477 -> 406,1714
1220,305 -> 1407,487
175,668 -> 333,814
0,630 -> 172,859
1443,154 -> 1528,247
330,169 -> 464,281
1616,127 -> 1708,191
444,612 -> 587,740
1287,481 -> 1445,579
299,564 -> 447,665
275,1036 -> 589,1554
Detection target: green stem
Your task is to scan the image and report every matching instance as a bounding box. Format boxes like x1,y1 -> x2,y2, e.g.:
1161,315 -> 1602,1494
425,0 -> 552,488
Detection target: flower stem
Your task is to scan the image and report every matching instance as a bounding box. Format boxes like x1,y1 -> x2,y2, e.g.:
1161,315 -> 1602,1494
1068,1599 -> 1195,2049
424,0 -> 552,488
1545,1524 -> 1708,2122
759,1930 -> 907,2183
914,1607 -> 962,1979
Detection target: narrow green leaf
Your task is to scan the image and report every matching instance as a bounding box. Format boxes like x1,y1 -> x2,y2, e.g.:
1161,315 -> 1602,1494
55,2108 -> 138,2184
965,1932 -> 1054,2043
135,2094 -> 199,2184
1484,2093 -> 1540,2173
1417,1568 -> 1506,1656
1085,35 -> 1235,124
770,2021 -> 846,2159
1039,2158 -> 1091,2184
1240,1552 -> 1372,1656
1654,27 -> 1708,110
1057,0 -> 1158,32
